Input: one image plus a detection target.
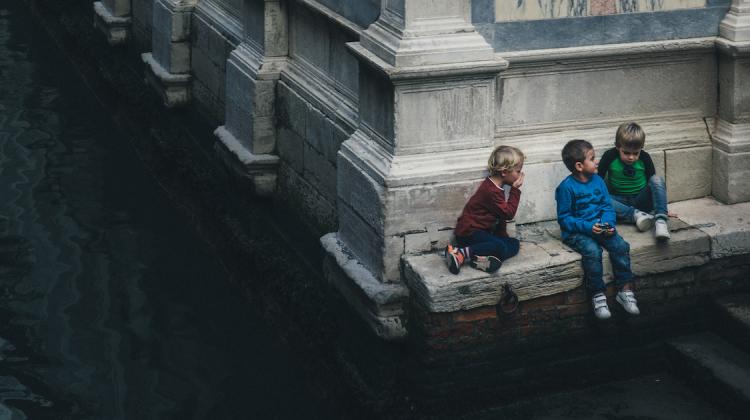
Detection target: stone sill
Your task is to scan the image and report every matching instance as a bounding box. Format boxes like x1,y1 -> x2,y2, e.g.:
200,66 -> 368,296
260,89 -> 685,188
403,197 -> 750,313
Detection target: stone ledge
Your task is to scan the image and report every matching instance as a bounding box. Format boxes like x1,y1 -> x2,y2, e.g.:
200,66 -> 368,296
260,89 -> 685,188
402,197 -> 750,313
320,233 -> 409,340
671,198 -> 750,259
141,52 -> 191,107
93,2 -> 131,46
213,126 -> 279,197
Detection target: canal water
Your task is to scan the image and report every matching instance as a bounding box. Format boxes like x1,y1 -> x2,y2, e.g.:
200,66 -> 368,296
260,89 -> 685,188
0,2 -> 337,419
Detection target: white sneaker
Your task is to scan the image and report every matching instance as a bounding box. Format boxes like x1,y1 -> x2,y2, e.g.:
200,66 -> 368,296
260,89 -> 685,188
616,290 -> 640,315
654,219 -> 670,240
634,210 -> 654,232
592,293 -> 611,320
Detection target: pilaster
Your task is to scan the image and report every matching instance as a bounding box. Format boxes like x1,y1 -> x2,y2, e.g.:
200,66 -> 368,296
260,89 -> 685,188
214,0 -> 288,197
322,0 -> 507,339
93,0 -> 132,45
142,0 -> 197,107
713,0 -> 750,204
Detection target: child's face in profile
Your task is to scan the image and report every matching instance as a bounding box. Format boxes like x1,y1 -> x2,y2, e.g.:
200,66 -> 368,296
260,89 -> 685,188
501,163 -> 523,185
577,149 -> 598,177
617,146 -> 641,165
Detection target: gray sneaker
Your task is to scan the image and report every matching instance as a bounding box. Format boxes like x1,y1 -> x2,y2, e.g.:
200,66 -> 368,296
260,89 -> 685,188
616,290 -> 640,315
470,255 -> 502,273
654,219 -> 670,240
592,293 -> 611,320
634,209 -> 655,232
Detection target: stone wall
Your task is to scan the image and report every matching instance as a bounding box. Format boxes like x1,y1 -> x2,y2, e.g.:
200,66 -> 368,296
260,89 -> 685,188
190,1 -> 242,123
131,0 -> 153,51
274,1 -> 369,234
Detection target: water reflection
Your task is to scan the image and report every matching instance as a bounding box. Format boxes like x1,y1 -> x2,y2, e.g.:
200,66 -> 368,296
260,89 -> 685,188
0,3 -> 328,419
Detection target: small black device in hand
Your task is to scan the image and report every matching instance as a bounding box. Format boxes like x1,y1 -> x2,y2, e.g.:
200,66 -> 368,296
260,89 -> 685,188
598,222 -> 615,234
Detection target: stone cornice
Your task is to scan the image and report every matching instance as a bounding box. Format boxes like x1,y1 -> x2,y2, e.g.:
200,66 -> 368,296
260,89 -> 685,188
500,37 -> 716,65
295,0 -> 363,36
346,42 -> 508,82
194,0 -> 243,43
712,119 -> 750,153
715,37 -> 750,56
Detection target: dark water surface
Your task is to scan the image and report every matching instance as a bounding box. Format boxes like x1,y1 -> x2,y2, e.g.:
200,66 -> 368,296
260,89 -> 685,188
0,3 -> 333,419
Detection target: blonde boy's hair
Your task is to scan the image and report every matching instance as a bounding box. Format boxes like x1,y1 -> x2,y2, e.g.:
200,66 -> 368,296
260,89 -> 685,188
615,122 -> 645,150
488,145 -> 524,176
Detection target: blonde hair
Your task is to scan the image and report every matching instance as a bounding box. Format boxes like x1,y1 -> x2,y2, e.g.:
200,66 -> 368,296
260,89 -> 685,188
615,122 -> 645,149
488,145 -> 524,176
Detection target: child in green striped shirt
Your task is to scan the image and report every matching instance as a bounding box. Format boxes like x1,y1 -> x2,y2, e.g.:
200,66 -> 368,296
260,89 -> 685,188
598,122 -> 672,241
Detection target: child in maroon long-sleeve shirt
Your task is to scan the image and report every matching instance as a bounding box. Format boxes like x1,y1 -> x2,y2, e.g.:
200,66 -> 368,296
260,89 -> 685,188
445,146 -> 525,274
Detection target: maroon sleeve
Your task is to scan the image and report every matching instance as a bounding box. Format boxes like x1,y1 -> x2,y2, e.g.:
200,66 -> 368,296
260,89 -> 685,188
482,185 -> 521,220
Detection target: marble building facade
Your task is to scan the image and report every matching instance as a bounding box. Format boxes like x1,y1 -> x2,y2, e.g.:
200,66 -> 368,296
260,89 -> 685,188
92,0 -> 750,340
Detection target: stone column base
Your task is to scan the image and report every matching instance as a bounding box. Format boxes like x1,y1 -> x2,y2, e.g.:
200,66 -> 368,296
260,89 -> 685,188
141,52 -> 191,107
93,2 -> 130,45
712,120 -> 750,204
320,233 -> 409,340
214,126 -> 279,197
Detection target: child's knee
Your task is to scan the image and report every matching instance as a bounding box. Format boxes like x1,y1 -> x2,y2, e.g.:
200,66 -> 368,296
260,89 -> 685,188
580,244 -> 603,260
648,174 -> 665,187
612,237 -> 630,254
506,238 -> 520,257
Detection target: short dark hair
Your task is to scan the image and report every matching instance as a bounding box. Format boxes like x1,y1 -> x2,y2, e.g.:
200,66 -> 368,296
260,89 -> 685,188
562,139 -> 593,172
615,122 -> 645,149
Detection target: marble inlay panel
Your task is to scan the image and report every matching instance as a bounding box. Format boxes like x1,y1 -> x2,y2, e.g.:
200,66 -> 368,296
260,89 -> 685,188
495,0 -> 706,21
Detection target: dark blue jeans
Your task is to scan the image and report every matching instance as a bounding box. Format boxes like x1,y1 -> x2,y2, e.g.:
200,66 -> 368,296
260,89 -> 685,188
456,230 -> 520,261
563,233 -> 633,294
610,175 -> 668,222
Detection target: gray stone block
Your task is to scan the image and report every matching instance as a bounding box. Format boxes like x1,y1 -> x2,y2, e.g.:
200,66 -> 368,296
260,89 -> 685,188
303,144 -> 337,202
103,0 -> 130,17
191,47 -> 223,103
277,82 -> 308,136
666,146 -> 713,202
278,164 -> 338,234
306,106 -> 333,156
515,161 -> 570,224
248,116 -> 274,155
253,80 -> 276,117
339,203 -> 404,283
651,149 -> 666,177
403,239 -> 583,312
277,128 -> 305,174
290,5 -> 330,72
320,233 -> 408,340
168,41 -> 191,74
713,148 -> 750,204
671,198 -> 750,260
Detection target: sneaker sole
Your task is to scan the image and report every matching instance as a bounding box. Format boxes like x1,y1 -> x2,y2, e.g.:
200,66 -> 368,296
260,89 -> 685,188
635,217 -> 654,232
471,256 -> 502,273
446,253 -> 461,275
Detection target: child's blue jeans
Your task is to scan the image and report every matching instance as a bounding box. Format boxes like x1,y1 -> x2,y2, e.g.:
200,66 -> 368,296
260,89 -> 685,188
456,230 -> 520,261
610,175 -> 668,222
563,233 -> 633,294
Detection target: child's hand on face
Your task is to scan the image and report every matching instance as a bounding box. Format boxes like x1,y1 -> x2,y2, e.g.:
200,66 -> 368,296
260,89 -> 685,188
512,172 -> 525,189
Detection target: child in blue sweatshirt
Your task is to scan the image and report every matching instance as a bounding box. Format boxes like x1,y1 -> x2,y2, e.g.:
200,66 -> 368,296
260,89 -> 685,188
555,140 -> 640,320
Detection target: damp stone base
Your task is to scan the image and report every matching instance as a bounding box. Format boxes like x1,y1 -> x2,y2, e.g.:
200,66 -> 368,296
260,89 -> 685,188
93,1 -> 131,45
403,197 -> 750,350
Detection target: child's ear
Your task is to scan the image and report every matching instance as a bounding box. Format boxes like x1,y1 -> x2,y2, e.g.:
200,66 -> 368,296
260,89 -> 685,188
575,161 -> 584,172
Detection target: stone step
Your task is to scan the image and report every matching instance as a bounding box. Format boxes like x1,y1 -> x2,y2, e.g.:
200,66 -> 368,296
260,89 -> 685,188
713,293 -> 750,355
667,332 -> 750,416
403,218 -> 709,313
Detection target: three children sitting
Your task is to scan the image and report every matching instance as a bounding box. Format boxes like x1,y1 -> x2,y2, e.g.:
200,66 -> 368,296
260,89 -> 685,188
445,122 -> 672,319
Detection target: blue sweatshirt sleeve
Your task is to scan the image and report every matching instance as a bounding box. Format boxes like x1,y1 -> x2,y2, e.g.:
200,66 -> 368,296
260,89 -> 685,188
597,176 -> 617,226
556,182 -> 595,235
